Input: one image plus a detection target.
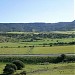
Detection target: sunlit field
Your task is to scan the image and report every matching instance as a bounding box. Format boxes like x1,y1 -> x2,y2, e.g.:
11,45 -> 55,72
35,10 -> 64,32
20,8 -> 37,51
0,45 -> 74,54
0,62 -> 75,75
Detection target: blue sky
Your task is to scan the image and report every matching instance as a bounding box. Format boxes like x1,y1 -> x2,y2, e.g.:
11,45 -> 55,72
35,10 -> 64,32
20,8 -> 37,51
0,0 -> 74,23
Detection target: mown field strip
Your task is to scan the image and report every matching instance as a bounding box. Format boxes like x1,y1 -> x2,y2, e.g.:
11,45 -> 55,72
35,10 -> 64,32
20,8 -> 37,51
0,45 -> 74,54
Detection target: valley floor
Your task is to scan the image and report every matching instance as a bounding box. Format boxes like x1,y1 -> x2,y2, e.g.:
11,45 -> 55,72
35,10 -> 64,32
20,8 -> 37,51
0,62 -> 75,75
0,45 -> 74,54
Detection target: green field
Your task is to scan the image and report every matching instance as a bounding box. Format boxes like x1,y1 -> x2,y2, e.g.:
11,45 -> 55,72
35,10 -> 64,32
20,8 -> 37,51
6,31 -> 75,34
26,63 -> 75,75
0,62 -> 75,75
0,38 -> 75,47
0,31 -> 75,75
52,31 -> 75,34
0,45 -> 74,54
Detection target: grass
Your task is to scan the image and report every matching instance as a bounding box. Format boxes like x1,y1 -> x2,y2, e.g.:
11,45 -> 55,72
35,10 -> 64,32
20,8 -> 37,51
32,45 -> 75,54
51,31 -> 75,34
0,45 -> 74,54
0,62 -> 75,75
0,63 -> 7,74
0,38 -> 75,47
25,63 -> 75,75
6,32 -> 33,34
0,31 -> 75,75
6,31 -> 75,34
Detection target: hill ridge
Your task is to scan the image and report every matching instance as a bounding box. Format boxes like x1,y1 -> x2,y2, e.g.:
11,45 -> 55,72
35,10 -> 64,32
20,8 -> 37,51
0,20 -> 75,32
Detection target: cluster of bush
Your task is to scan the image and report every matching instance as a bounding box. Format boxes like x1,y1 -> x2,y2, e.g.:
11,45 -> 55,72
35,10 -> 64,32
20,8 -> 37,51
1,32 -> 75,39
1,54 -> 75,75
42,41 -> 75,47
2,60 -> 26,75
0,32 -> 75,43
1,41 -> 75,48
0,54 -> 75,64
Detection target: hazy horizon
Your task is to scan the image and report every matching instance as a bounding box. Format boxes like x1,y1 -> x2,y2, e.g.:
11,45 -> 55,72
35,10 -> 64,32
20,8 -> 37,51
0,20 -> 74,23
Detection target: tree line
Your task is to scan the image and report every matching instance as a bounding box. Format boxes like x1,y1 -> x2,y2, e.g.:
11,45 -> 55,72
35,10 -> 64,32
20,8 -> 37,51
1,54 -> 75,75
2,60 -> 26,75
0,54 -> 75,64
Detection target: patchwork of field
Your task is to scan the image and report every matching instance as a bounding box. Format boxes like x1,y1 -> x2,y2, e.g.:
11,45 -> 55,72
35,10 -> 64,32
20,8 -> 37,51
26,63 -> 75,75
6,31 -> 75,34
0,45 -> 74,54
0,38 -> 75,47
0,63 -> 75,75
0,31 -> 75,75
52,31 -> 75,34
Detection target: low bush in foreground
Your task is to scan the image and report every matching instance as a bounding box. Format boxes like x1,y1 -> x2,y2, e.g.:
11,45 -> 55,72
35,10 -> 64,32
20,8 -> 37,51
2,60 -> 25,75
0,54 -> 75,64
12,60 -> 25,70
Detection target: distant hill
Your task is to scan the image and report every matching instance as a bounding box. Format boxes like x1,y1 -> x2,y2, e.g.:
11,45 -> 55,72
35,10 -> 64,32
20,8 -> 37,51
0,20 -> 75,32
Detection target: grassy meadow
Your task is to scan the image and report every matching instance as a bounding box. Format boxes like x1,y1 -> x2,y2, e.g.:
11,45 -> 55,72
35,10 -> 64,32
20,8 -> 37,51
0,38 -> 75,47
0,45 -> 74,54
6,31 -> 75,34
0,62 -> 75,75
0,37 -> 75,54
0,31 -> 75,75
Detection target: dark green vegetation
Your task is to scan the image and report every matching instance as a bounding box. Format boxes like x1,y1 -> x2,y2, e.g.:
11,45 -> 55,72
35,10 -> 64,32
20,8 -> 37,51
0,55 -> 75,64
3,63 -> 17,74
12,60 -> 25,70
0,54 -> 75,75
2,60 -> 26,75
0,62 -> 75,75
0,31 -> 75,54
0,20 -> 75,32
0,32 -> 75,46
0,21 -> 75,75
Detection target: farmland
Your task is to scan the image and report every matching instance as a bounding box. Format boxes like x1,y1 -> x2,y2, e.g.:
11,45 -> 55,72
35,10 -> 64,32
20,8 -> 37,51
0,31 -> 75,54
0,62 -> 75,75
0,37 -> 75,47
6,31 -> 75,34
0,45 -> 74,54
0,1 -> 75,74
0,31 -> 75,75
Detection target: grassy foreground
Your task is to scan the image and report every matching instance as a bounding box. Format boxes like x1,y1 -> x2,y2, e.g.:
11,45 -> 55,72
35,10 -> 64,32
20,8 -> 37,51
0,63 -> 75,75
26,63 -> 75,75
0,45 -> 74,54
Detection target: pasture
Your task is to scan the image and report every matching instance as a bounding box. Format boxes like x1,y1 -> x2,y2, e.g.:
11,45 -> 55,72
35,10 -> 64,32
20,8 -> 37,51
0,38 -> 75,47
6,31 -> 75,34
0,62 -> 75,75
0,45 -> 74,54
0,31 -> 75,75
52,31 -> 75,34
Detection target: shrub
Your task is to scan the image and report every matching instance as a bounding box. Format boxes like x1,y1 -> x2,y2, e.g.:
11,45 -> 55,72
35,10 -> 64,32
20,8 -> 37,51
12,60 -> 25,70
55,54 -> 66,63
20,71 -> 26,75
3,63 -> 17,74
3,67 -> 15,74
15,71 -> 26,75
5,63 -> 17,70
6,68 -> 15,74
60,54 -> 66,61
